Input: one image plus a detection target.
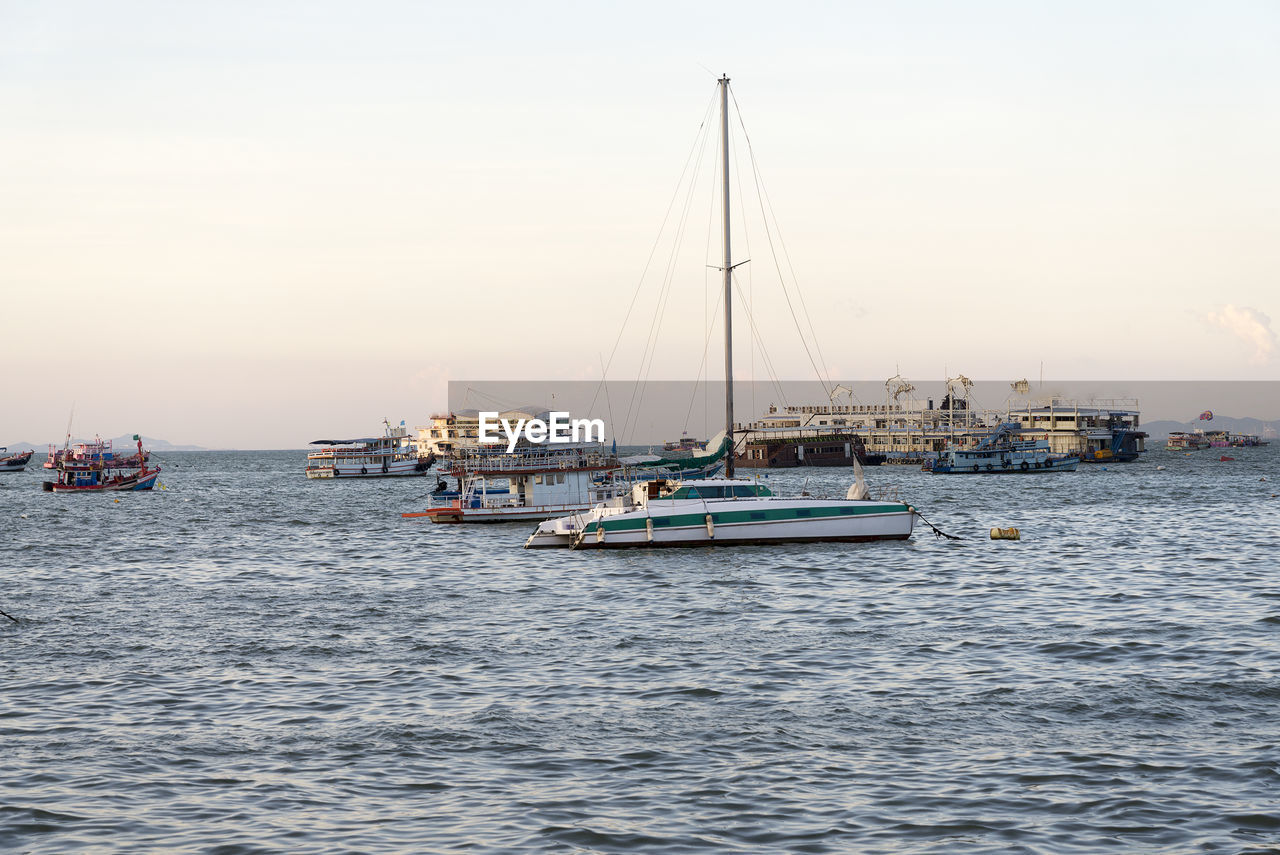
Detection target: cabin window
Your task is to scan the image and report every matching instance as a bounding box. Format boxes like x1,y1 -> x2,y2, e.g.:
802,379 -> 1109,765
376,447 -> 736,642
534,475 -> 543,484
732,485 -> 757,497
749,511 -> 766,520
795,509 -> 812,517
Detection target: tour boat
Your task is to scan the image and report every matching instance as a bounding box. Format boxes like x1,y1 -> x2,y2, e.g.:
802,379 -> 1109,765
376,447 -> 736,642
1166,431 -> 1211,451
42,435 -> 160,493
526,76 -> 917,550
306,420 -> 434,479
0,448 -> 33,473
924,424 -> 1079,474
403,442 -> 629,523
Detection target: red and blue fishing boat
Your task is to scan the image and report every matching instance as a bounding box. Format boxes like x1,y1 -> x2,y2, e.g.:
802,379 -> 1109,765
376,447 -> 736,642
42,435 -> 160,493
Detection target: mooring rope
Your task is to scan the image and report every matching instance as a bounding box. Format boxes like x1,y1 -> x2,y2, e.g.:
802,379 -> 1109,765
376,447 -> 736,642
0,607 -> 18,624
913,509 -> 962,540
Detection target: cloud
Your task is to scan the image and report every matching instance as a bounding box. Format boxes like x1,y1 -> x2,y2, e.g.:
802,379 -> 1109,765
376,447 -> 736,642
1206,304 -> 1277,364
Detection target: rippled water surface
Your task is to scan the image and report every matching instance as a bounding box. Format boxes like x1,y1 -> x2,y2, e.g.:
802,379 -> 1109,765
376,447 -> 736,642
3,448 -> 1279,853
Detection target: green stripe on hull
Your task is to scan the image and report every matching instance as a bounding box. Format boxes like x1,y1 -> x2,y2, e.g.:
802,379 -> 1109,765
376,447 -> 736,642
574,532 -> 911,549
588,503 -> 910,534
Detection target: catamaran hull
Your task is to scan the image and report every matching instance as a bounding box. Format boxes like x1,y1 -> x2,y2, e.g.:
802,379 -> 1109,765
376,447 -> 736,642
573,503 -> 915,549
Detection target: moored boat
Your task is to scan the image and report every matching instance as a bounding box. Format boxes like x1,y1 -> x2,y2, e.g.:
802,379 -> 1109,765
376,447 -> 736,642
42,435 -> 160,493
1166,431 -> 1211,451
923,423 -> 1078,474
525,76 -> 919,550
404,442 -> 628,523
0,448 -> 34,472
306,419 -> 434,479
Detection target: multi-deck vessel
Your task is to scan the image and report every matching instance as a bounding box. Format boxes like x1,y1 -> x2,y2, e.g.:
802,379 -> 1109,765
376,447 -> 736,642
924,423 -> 1078,474
306,420 -> 434,479
1166,431 -> 1211,451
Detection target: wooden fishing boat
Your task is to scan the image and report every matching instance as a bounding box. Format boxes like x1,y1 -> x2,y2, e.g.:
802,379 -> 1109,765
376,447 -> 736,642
42,435 -> 160,493
0,448 -> 33,473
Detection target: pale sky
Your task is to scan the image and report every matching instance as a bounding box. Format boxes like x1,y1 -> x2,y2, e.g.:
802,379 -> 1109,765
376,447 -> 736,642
2,1 -> 1277,448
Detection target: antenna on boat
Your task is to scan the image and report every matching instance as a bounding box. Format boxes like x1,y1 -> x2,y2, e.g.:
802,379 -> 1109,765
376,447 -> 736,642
64,404 -> 75,452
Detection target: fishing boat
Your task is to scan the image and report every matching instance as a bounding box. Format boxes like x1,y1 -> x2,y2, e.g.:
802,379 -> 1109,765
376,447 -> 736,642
526,76 -> 918,550
924,423 -> 1079,474
1166,431 -> 1211,451
306,420 -> 434,479
0,448 -> 34,473
42,435 -> 160,493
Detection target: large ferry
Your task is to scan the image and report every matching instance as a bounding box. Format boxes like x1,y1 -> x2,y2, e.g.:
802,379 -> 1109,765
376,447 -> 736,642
306,420 -> 434,479
924,423 -> 1078,474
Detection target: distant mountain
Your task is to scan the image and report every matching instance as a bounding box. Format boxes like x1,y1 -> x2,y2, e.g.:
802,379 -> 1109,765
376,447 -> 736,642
1,435 -> 207,452
1143,416 -> 1278,441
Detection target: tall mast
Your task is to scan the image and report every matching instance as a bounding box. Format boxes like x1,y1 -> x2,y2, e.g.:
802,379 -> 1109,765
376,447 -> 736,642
720,75 -> 734,479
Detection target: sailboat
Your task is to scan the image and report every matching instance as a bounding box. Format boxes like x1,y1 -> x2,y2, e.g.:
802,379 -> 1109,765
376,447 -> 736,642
526,76 -> 917,549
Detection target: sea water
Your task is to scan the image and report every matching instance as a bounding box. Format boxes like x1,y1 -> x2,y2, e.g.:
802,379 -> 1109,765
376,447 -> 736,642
2,448 -> 1278,853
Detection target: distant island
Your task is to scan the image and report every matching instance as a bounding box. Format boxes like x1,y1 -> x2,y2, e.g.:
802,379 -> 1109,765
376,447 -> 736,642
0,435 -> 209,452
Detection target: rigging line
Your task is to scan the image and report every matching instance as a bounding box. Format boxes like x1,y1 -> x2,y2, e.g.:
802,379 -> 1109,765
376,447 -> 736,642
732,274 -> 789,407
701,97 -> 722,442
730,113 -> 757,429
616,97 -> 716,443
680,279 -> 725,434
620,89 -> 718,443
730,88 -> 835,394
598,353 -> 615,444
587,88 -> 718,421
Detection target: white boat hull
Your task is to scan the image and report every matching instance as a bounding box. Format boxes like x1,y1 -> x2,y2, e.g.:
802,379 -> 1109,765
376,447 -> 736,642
571,498 -> 915,549
307,458 -> 432,479
408,500 -> 609,524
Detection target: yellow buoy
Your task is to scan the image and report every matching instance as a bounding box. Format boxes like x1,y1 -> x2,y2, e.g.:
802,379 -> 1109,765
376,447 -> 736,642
990,527 -> 1020,540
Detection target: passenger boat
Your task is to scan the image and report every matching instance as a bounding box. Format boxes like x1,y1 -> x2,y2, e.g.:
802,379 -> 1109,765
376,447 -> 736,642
403,442 -> 629,523
525,76 -> 917,549
0,448 -> 34,473
924,423 -> 1078,474
306,420 -> 434,479
662,433 -> 704,453
1166,431 -> 1211,451
42,435 -> 160,493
